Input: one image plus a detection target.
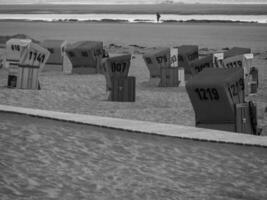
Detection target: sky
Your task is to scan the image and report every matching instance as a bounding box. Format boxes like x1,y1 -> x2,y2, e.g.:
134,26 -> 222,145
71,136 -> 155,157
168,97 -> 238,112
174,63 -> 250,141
0,0 -> 266,4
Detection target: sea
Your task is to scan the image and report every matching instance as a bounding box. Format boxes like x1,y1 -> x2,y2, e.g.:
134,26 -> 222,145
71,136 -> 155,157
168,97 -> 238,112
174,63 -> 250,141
0,13 -> 267,23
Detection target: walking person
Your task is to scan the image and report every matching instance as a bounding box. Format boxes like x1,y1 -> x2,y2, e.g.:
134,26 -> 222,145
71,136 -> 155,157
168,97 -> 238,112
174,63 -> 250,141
156,12 -> 161,23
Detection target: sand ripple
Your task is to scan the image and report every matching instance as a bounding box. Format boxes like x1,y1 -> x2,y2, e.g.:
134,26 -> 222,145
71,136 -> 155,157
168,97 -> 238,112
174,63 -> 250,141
0,113 -> 267,199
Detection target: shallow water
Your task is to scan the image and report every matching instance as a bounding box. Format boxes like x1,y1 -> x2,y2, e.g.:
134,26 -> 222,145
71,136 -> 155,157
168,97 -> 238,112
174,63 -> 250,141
0,113 -> 266,199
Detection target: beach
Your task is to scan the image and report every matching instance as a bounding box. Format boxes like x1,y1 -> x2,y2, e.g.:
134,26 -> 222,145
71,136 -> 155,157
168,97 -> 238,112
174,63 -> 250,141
0,6 -> 267,199
0,20 -> 266,134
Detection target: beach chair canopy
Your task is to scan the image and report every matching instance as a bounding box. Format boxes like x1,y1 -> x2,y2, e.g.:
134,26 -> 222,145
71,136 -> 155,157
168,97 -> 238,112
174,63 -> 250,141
143,47 -> 170,78
0,49 -> 5,68
65,41 -> 103,68
6,38 -> 32,62
103,54 -> 131,77
102,54 -> 132,90
42,39 -> 66,48
223,53 -> 254,75
177,45 -> 199,62
41,39 -> 67,64
177,45 -> 199,75
20,42 -> 50,70
189,55 -> 213,75
224,47 -> 251,59
186,67 -> 245,124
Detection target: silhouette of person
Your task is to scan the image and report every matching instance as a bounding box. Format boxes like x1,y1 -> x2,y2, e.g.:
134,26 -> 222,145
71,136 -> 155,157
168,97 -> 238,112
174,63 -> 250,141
156,12 -> 161,23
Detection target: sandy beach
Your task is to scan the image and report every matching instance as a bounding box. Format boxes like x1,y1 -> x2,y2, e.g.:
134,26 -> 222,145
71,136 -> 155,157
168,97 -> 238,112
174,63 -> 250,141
0,112 -> 267,199
0,21 -> 266,134
0,11 -> 267,199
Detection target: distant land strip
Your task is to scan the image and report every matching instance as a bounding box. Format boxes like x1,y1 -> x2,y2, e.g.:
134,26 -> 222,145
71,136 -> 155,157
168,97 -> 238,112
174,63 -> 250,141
0,4 -> 267,15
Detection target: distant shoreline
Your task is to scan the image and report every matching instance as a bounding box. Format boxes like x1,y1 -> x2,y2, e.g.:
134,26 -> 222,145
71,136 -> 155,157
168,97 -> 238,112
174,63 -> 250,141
0,18 -> 260,24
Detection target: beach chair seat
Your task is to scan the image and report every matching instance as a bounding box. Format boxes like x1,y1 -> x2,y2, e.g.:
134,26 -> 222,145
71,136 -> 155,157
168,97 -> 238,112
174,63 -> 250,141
159,67 -> 179,87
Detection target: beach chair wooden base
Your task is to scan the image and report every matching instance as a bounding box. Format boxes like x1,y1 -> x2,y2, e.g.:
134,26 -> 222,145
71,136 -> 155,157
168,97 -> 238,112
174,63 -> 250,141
17,65 -> 40,90
196,102 -> 259,135
159,67 -> 179,87
110,76 -> 136,102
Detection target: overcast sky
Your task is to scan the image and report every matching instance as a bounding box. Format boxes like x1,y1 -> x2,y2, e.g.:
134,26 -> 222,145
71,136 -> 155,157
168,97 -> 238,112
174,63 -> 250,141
0,0 -> 266,4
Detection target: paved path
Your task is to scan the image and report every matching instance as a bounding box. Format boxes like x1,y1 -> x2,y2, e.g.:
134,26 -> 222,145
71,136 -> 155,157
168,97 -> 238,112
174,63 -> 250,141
0,104 -> 266,147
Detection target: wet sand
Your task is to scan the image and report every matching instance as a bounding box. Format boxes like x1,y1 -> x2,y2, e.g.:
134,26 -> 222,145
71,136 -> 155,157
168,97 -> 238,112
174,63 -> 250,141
0,112 -> 267,200
0,21 -> 267,51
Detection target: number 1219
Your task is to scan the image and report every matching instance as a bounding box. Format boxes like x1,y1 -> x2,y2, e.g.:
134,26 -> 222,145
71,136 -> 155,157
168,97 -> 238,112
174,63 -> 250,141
195,88 -> 220,101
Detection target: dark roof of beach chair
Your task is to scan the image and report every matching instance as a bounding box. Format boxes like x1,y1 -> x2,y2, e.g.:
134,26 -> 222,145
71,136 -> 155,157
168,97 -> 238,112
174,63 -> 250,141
224,47 -> 251,58
42,39 -> 66,47
66,41 -> 103,51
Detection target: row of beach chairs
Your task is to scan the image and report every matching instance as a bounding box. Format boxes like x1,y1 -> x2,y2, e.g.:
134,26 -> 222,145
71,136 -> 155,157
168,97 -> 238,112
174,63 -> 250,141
0,38 -> 261,135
